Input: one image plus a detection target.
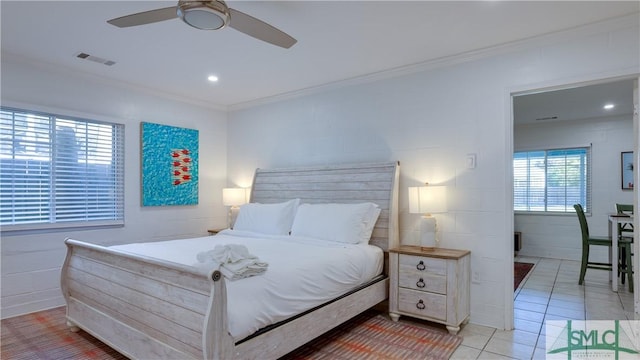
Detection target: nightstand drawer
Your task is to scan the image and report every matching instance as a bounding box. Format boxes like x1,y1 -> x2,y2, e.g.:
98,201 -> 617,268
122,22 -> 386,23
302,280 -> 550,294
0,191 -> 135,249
398,288 -> 446,321
398,254 -> 446,276
398,272 -> 446,294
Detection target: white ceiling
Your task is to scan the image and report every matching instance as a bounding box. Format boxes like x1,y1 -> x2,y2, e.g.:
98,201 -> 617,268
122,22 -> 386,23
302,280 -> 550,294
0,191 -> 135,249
1,1 -> 639,110
514,79 -> 636,125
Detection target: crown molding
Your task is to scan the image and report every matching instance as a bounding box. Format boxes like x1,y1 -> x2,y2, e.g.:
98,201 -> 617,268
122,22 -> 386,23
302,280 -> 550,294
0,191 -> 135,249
229,12 -> 639,112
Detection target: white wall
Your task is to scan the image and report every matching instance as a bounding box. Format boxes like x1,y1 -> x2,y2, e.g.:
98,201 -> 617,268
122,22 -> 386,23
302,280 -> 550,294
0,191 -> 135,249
0,55 -> 229,318
514,115 -> 634,261
227,16 -> 639,329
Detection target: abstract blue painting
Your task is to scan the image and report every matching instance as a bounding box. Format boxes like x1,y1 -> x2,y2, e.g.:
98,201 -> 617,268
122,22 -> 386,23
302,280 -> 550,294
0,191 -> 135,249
141,122 -> 199,206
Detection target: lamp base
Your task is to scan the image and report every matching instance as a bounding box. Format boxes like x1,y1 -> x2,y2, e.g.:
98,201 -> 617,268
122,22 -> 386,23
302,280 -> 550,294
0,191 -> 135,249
419,216 -> 437,248
228,206 -> 240,229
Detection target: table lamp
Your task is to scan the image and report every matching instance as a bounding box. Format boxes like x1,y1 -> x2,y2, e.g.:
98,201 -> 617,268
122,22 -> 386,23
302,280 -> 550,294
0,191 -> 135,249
222,188 -> 248,228
408,184 -> 447,248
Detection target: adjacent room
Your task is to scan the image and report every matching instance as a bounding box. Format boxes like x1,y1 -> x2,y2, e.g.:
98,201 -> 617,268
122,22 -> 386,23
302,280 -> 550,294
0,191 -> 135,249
512,79 -> 637,352
1,1 -> 639,359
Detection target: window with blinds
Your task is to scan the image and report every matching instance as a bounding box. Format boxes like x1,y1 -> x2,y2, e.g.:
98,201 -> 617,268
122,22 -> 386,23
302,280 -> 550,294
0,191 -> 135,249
514,147 -> 590,213
0,107 -> 124,231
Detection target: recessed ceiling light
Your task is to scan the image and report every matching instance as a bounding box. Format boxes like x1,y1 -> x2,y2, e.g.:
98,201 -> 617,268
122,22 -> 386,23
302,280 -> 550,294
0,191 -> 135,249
207,75 -> 219,82
603,103 -> 615,110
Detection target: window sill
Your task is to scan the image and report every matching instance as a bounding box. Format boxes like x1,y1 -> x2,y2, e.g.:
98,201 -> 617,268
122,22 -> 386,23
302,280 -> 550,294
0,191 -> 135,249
1,221 -> 124,236
514,211 -> 583,217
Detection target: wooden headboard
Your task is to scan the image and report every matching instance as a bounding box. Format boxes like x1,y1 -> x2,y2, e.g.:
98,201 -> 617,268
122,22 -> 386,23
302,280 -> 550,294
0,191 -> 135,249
249,161 -> 399,252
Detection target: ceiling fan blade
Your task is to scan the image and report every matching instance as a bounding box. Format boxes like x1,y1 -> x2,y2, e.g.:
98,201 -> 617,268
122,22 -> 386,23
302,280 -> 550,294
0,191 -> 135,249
107,6 -> 178,28
228,8 -> 296,49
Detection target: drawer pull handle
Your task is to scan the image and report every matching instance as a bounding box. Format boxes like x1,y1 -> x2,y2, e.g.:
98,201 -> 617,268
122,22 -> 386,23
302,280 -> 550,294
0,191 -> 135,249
416,261 -> 426,271
416,278 -> 425,288
416,300 -> 426,310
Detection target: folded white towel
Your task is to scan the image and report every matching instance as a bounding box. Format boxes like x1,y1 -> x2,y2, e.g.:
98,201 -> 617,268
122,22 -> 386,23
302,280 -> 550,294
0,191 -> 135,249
196,244 -> 268,280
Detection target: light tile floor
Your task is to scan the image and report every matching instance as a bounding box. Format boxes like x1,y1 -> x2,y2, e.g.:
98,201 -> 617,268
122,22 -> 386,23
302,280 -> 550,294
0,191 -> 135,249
447,256 -> 636,360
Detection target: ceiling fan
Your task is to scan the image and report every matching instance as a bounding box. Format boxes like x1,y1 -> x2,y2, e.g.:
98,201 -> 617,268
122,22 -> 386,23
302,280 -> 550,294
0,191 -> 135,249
107,0 -> 297,49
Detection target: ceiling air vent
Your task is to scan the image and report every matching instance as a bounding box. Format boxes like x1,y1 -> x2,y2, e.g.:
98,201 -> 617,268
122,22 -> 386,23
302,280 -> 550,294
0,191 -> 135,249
535,116 -> 558,121
75,52 -> 116,66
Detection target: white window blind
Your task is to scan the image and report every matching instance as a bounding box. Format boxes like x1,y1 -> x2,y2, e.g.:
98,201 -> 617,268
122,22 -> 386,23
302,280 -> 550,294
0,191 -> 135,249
0,107 -> 124,230
514,147 -> 590,213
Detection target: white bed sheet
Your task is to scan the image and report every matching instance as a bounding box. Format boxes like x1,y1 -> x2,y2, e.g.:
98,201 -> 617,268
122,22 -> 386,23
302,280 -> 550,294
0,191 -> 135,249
109,229 -> 383,341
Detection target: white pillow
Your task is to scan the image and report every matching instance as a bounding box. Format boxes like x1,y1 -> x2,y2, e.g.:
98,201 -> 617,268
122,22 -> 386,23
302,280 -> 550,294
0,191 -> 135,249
362,206 -> 381,244
233,199 -> 300,235
291,202 -> 380,244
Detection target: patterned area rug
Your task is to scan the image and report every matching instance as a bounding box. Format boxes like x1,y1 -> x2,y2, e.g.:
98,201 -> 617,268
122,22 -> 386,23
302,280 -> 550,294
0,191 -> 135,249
1,307 -> 126,360
2,307 -> 462,360
514,261 -> 535,290
281,310 -> 462,359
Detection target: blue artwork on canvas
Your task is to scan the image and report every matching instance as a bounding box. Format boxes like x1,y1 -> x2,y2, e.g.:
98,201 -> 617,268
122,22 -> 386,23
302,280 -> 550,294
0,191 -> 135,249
141,122 -> 199,206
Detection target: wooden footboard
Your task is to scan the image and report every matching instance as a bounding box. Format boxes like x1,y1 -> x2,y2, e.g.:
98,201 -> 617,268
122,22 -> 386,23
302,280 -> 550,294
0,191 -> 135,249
60,238 -> 234,359
60,238 -> 389,360
235,276 -> 388,358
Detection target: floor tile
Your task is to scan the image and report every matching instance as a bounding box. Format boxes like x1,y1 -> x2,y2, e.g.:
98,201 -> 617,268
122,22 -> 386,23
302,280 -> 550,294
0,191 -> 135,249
545,306 -> 585,319
585,309 -> 629,320
514,318 -> 543,334
552,292 -> 583,300
549,299 -> 584,310
460,257 -> 635,360
459,323 -> 497,337
543,313 -> 576,322
514,300 -> 547,314
450,345 -> 482,359
535,333 -> 547,349
516,294 -> 550,305
492,329 -> 538,347
461,332 -> 492,350
514,308 -> 545,323
477,350 -> 518,360
517,288 -> 551,299
484,336 -> 536,359
532,346 -> 549,359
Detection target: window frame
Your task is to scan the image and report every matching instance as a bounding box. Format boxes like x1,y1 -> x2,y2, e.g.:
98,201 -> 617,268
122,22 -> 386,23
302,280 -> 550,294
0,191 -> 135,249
0,106 -> 125,233
513,146 -> 591,214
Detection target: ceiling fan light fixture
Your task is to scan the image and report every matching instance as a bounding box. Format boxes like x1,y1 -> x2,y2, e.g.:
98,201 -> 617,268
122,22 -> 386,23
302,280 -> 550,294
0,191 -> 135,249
107,0 -> 296,48
177,0 -> 229,30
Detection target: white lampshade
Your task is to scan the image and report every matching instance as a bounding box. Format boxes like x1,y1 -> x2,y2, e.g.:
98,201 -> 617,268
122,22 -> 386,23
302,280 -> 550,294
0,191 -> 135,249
408,185 -> 447,215
222,188 -> 248,206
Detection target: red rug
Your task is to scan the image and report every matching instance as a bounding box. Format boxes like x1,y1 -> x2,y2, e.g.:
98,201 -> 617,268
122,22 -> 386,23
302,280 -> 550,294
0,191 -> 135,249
1,307 -> 126,360
281,310 -> 462,359
514,262 -> 535,290
2,307 -> 462,360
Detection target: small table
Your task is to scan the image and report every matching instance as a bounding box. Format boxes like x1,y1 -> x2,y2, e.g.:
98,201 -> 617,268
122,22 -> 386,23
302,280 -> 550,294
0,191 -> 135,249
388,246 -> 470,334
608,214 -> 634,292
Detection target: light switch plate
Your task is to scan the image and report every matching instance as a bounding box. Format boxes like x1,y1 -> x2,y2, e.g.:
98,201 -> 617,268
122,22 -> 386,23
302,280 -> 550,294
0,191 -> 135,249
466,153 -> 477,169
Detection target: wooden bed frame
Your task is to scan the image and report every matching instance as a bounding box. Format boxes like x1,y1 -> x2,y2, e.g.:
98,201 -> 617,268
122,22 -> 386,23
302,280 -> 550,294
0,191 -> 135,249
60,161 -> 400,359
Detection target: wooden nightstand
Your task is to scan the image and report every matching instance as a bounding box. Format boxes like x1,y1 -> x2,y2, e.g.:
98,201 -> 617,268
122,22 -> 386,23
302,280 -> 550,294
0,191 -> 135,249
389,245 -> 470,335
207,228 -> 225,235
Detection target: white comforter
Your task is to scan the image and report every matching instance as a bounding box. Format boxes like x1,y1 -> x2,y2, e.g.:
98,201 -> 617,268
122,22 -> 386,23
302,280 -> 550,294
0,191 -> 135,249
109,229 -> 383,341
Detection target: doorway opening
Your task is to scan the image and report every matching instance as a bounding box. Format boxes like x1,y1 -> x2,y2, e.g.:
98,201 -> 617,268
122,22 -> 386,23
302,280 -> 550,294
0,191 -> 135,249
511,77 -> 638,325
